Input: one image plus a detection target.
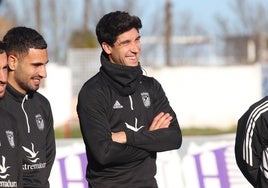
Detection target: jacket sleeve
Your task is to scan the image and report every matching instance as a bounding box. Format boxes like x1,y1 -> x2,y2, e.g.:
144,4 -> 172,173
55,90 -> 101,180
45,102 -> 56,185
125,78 -> 182,152
77,87 -> 151,166
235,101 -> 268,187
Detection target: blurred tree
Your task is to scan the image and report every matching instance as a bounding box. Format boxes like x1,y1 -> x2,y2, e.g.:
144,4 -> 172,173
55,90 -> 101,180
0,17 -> 14,39
165,0 -> 172,66
69,29 -> 98,48
83,0 -> 91,30
0,0 -> 17,25
35,0 -> 41,32
215,0 -> 268,36
48,0 -> 59,62
2,0 -> 198,66
68,0 -> 150,49
215,0 -> 268,64
69,0 -> 96,48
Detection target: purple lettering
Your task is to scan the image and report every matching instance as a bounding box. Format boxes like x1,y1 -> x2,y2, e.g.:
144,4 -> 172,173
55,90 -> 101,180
193,146 -> 230,188
57,153 -> 88,187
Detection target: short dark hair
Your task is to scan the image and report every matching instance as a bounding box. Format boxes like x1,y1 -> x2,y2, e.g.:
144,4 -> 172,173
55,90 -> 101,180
0,41 -> 6,54
3,26 -> 47,58
96,11 -> 142,46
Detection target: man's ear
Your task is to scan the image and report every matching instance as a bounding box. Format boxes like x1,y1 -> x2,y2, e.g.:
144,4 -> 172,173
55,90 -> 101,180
102,42 -> 112,55
7,55 -> 17,71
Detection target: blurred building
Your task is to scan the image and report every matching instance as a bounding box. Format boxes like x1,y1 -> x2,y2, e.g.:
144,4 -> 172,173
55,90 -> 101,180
67,48 -> 101,97
39,63 -> 72,127
224,34 -> 268,64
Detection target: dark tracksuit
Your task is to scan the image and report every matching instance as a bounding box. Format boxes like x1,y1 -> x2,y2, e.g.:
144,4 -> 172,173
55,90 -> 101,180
77,54 -> 182,188
235,96 -> 268,188
0,84 -> 56,188
0,108 -> 22,188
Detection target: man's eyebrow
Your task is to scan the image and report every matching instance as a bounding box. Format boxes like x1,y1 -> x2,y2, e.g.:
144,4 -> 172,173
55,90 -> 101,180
31,60 -> 49,65
117,36 -> 141,45
120,39 -> 131,44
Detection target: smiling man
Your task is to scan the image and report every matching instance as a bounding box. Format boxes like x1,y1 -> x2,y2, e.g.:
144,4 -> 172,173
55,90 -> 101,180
0,41 -> 22,187
77,11 -> 182,188
0,27 -> 56,188
0,42 -> 7,98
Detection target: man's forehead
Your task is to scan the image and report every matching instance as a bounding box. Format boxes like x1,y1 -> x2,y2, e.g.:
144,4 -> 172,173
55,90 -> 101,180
116,29 -> 140,41
0,53 -> 8,66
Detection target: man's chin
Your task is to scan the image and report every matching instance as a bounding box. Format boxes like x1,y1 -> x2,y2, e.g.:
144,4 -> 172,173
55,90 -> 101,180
27,86 -> 39,93
0,86 -> 6,98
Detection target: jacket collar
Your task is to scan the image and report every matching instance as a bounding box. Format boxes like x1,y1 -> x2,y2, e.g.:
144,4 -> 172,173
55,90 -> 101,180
100,53 -> 143,96
6,83 -> 33,102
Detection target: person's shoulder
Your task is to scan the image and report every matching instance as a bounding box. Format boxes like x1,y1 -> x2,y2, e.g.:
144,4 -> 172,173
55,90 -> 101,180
241,96 -> 268,121
82,72 -> 101,86
78,73 -> 109,104
79,72 -> 103,93
0,106 -> 17,128
0,106 -> 13,117
141,75 -> 158,83
141,75 -> 162,88
0,106 -> 13,116
31,92 -> 51,107
34,91 -> 49,101
248,96 -> 268,111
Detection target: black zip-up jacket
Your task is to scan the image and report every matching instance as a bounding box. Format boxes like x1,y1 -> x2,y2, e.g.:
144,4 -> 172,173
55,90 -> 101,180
235,96 -> 268,188
77,54 -> 182,188
0,108 -> 22,188
0,84 -> 56,188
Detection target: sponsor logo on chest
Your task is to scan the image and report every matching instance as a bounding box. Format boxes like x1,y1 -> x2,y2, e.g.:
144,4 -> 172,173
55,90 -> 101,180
22,143 -> 46,171
0,155 -> 18,187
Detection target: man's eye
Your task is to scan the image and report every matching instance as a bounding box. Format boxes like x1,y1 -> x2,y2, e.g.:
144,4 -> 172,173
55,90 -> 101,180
120,41 -> 129,46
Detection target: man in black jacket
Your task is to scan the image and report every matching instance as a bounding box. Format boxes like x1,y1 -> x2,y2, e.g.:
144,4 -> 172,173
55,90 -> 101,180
0,41 -> 7,98
0,41 -> 22,187
0,27 -> 56,188
77,11 -> 182,188
235,97 -> 268,188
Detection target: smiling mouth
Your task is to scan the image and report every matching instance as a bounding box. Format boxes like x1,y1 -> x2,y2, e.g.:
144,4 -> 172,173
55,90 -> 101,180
128,55 -> 137,60
0,84 -> 6,92
33,78 -> 41,85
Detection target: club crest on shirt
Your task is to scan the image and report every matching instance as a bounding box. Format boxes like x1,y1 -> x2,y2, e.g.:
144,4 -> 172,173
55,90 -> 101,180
5,130 -> 15,148
35,114 -> 44,131
141,92 -> 151,108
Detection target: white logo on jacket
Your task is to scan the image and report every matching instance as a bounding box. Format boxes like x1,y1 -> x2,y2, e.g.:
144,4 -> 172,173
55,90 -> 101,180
0,156 -> 10,179
22,142 -> 46,171
22,143 -> 40,163
22,143 -> 47,170
0,156 -> 17,186
125,117 -> 144,132
113,100 -> 123,109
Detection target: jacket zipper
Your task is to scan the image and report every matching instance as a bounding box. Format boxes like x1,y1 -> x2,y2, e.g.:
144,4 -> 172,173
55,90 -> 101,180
21,95 -> 30,133
129,95 -> 134,110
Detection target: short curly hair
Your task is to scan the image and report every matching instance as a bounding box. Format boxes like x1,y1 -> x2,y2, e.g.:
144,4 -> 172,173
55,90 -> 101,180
0,41 -> 6,54
96,11 -> 142,47
3,26 -> 47,59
